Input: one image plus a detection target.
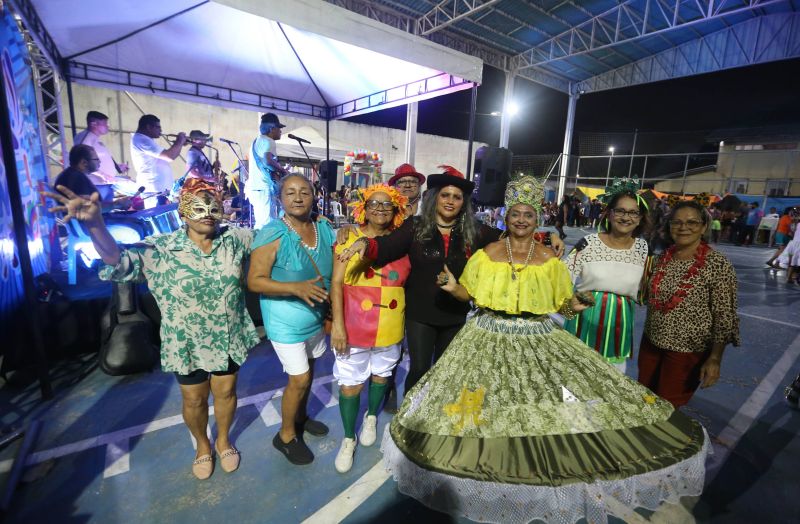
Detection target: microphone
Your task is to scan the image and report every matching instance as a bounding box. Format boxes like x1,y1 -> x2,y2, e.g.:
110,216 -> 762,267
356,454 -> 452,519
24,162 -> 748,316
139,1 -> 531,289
288,133 -> 311,144
219,137 -> 238,145
132,186 -> 146,198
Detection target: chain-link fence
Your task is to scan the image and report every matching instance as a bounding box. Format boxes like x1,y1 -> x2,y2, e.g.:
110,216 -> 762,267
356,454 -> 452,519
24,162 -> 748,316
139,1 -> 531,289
520,148 -> 799,203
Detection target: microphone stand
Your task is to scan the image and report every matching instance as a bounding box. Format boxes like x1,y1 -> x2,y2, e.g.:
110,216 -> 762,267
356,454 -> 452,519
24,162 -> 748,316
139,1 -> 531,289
222,140 -> 253,228
290,136 -> 326,217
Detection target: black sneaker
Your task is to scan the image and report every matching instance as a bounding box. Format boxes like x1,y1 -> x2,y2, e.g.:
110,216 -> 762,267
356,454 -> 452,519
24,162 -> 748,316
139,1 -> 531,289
297,418 -> 329,437
273,433 -> 314,465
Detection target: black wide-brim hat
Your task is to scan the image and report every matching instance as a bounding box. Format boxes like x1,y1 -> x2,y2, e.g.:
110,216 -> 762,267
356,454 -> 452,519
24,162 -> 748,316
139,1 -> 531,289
426,165 -> 475,195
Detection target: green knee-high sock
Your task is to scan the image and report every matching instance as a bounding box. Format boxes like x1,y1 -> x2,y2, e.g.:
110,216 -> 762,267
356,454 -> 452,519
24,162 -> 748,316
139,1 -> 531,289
339,393 -> 360,439
368,381 -> 389,416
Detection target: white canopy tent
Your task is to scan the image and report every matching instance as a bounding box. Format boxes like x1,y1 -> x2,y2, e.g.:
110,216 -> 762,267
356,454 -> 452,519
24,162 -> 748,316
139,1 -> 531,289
276,126 -> 349,162
21,0 -> 482,124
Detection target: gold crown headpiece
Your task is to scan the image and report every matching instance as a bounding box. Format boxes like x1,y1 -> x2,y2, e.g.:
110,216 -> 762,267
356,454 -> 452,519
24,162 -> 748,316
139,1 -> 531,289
504,174 -> 544,212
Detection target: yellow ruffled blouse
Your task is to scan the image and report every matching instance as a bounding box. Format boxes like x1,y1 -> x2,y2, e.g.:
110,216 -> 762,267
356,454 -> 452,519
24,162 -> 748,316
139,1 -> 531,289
459,249 -> 574,315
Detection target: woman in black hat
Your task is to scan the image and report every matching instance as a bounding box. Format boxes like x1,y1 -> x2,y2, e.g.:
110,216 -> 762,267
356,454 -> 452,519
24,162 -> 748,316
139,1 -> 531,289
339,166 -> 562,394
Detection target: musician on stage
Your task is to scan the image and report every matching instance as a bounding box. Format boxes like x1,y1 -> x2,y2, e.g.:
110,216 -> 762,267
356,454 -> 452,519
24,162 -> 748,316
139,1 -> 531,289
247,112 -> 289,229
73,110 -> 129,184
130,114 -> 185,208
185,130 -> 219,184
54,145 -> 130,210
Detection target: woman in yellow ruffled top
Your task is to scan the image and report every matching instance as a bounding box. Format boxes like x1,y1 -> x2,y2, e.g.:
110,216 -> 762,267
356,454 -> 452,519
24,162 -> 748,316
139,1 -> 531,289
380,175 -> 710,524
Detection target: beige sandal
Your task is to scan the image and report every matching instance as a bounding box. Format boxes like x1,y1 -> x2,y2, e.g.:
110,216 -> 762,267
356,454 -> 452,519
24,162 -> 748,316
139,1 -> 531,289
192,453 -> 214,480
215,444 -> 240,473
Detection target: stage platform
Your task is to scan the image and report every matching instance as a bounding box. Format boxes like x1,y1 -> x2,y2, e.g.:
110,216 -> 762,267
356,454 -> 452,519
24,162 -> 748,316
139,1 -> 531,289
0,228 -> 798,523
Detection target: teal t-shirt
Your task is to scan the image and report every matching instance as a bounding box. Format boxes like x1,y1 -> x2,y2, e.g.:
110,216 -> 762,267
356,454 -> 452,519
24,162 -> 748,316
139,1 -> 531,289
252,219 -> 334,344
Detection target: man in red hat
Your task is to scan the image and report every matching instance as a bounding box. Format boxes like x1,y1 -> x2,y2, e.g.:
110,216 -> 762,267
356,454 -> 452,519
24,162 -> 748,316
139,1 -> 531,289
388,163 -> 426,218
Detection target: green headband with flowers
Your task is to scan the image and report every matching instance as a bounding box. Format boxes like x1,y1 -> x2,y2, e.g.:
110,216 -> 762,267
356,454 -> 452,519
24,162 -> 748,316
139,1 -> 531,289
598,177 -> 648,211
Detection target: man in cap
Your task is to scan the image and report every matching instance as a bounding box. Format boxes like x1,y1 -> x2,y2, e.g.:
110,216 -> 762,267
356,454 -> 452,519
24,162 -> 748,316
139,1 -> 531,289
247,113 -> 288,228
185,130 -> 218,183
388,163 -> 426,218
73,110 -> 129,184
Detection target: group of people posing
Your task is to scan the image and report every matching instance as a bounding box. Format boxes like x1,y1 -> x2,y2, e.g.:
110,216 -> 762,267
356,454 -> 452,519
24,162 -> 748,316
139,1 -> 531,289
46,130 -> 741,520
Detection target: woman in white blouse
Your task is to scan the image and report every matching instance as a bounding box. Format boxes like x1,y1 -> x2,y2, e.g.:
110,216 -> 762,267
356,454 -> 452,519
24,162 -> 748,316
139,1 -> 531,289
564,179 -> 650,373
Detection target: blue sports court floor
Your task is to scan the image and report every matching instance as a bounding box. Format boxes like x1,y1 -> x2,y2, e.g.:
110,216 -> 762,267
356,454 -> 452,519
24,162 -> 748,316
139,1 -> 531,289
1,227 -> 798,523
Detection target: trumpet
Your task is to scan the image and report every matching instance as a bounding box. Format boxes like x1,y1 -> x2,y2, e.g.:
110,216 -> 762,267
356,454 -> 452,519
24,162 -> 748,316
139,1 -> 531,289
162,133 -> 214,144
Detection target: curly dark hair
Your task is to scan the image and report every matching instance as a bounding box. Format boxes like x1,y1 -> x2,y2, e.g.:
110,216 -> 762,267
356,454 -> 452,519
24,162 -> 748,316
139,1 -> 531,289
598,192 -> 651,238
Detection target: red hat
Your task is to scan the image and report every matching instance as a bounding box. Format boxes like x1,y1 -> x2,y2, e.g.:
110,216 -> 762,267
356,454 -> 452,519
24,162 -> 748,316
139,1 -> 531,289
426,165 -> 474,195
388,163 -> 425,186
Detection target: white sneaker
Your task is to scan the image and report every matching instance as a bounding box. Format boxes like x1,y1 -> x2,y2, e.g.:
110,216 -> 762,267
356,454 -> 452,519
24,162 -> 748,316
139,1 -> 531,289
334,437 -> 357,473
359,414 -> 378,447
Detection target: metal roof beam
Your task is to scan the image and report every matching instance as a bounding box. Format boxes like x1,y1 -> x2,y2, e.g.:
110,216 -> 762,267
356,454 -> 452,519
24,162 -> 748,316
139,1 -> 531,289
327,0 -> 571,93
576,12 -> 800,93
417,0 -> 503,36
514,0 -> 789,69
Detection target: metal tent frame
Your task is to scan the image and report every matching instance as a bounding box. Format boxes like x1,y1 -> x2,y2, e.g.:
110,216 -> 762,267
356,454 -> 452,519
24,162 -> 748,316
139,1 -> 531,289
330,0 -> 800,199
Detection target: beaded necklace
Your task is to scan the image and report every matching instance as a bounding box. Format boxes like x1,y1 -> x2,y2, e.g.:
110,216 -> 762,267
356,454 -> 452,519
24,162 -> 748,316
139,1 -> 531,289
505,236 -> 535,280
282,216 -> 318,250
649,241 -> 710,313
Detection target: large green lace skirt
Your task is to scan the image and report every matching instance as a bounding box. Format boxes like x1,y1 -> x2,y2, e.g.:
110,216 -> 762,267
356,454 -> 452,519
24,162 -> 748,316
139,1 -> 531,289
381,309 -> 708,524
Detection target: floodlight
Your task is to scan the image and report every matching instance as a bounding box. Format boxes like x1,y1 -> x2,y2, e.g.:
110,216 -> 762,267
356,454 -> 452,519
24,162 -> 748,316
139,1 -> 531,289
507,102 -> 519,117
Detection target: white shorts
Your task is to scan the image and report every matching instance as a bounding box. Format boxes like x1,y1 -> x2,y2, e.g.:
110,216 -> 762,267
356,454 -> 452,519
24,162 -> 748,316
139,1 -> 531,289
271,330 -> 327,376
333,343 -> 401,386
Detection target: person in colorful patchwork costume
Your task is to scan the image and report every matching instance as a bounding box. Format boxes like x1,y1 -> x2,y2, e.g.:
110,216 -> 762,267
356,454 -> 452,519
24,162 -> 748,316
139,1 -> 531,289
564,177 -> 651,373
330,184 -> 410,473
380,175 -> 709,524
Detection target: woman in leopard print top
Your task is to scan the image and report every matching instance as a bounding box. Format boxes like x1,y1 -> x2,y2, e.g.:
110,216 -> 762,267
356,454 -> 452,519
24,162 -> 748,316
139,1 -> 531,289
639,200 -> 740,407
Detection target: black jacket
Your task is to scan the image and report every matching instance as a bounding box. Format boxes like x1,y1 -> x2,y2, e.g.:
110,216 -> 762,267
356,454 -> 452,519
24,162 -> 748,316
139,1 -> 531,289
373,217 -> 500,326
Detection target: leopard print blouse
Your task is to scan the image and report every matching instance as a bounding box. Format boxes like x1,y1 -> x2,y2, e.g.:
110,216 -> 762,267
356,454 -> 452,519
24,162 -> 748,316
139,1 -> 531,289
644,248 -> 740,353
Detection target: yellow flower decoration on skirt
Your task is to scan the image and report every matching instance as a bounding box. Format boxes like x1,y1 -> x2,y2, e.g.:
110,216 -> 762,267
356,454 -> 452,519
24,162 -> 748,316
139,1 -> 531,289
444,386 -> 487,432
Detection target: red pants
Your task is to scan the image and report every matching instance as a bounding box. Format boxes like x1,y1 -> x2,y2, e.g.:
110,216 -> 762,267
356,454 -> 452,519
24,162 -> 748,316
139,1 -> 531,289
637,336 -> 709,408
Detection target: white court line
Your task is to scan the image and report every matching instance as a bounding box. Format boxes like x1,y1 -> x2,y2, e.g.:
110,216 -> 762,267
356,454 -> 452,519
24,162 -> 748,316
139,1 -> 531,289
738,312 -> 800,329
707,331 -> 800,481
301,459 -> 391,524
103,439 -> 130,478
312,382 -> 340,409
255,398 -> 283,427
18,374 -> 336,469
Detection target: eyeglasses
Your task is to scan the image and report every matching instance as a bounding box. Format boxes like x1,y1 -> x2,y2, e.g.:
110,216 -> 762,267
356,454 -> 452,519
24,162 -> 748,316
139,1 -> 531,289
365,200 -> 395,211
396,179 -> 420,187
668,219 -> 704,229
611,208 -> 641,218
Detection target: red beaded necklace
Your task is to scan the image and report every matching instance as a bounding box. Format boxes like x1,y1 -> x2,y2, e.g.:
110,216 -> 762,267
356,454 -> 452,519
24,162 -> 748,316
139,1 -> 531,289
649,241 -> 710,314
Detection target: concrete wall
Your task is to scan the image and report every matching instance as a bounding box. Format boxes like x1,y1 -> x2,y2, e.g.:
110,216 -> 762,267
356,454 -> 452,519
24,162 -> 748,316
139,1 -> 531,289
654,170 -> 725,194
58,84 -> 487,188
716,144 -> 800,195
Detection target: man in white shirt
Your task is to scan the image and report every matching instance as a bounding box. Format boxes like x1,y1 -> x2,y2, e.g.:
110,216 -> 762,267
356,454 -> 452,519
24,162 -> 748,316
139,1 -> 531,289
73,111 -> 128,184
130,114 -> 185,208
247,112 -> 288,228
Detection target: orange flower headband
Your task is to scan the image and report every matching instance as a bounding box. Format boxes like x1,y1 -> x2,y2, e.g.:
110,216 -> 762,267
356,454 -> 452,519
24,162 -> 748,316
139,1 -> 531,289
349,184 -> 408,230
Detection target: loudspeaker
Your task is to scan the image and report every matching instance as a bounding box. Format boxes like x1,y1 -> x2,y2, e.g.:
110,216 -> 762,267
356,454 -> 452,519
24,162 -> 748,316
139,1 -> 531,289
473,146 -> 513,206
320,160 -> 338,193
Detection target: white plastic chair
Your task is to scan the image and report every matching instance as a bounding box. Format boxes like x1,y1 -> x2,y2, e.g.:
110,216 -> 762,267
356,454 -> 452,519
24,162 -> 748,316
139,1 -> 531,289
331,201 -> 346,227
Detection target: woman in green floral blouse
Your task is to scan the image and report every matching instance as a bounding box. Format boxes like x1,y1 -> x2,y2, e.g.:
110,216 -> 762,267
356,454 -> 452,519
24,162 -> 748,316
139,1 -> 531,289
45,179 -> 260,480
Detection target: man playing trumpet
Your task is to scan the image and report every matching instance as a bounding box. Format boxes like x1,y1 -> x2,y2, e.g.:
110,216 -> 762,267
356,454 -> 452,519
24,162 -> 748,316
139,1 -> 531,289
130,114 -> 185,208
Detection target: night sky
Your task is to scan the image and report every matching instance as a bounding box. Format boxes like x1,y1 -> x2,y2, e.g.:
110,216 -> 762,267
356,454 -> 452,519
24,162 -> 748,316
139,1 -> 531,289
345,57 -> 800,156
